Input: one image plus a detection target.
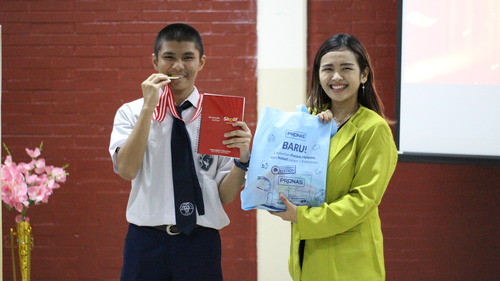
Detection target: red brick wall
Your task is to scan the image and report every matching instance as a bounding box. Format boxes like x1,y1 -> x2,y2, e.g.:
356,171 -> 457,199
1,1 -> 257,280
309,0 -> 499,280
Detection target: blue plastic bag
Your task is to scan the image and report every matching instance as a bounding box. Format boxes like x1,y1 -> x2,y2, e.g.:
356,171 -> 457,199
241,106 -> 336,211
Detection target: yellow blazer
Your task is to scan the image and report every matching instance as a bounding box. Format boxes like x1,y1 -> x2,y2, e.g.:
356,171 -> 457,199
289,106 -> 398,281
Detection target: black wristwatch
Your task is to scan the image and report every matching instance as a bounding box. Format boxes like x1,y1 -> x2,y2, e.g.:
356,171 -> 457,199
233,157 -> 250,171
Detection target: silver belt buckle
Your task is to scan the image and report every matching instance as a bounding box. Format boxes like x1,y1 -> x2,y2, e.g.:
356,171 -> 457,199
166,225 -> 180,236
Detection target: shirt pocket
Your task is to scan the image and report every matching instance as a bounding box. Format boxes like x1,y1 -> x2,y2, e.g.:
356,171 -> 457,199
148,122 -> 169,149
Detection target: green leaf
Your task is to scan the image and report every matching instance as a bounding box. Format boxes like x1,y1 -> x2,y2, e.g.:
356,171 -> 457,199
2,143 -> 12,156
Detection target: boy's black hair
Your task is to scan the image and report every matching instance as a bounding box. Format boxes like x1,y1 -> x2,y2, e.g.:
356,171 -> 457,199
154,23 -> 204,58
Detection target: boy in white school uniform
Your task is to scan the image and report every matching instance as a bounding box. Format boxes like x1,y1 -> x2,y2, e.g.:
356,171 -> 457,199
109,23 -> 252,281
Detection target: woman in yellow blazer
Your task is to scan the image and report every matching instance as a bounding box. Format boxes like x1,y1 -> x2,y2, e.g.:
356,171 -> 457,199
271,34 -> 398,281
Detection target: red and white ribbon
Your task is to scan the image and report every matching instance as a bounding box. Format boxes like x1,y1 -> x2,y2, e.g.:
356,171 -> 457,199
152,85 -> 203,123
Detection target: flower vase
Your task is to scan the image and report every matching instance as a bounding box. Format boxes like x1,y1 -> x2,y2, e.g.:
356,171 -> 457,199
10,221 -> 33,281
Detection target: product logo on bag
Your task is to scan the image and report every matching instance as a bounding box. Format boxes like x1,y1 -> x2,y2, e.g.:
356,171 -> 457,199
271,165 -> 296,174
285,130 -> 307,141
283,130 -> 308,153
277,176 -> 305,187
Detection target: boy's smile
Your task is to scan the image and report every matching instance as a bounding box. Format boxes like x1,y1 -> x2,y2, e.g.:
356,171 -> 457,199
153,40 -> 206,103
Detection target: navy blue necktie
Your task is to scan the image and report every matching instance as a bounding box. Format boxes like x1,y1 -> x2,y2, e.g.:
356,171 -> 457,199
171,101 -> 205,235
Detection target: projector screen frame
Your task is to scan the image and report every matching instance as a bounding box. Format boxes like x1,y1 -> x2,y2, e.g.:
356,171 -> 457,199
394,0 -> 500,167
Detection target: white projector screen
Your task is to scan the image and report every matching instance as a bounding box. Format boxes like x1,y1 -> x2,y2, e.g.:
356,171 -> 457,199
396,0 -> 500,165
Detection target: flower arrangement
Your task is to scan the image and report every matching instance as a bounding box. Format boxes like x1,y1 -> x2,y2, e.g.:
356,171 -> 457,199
1,142 -> 69,222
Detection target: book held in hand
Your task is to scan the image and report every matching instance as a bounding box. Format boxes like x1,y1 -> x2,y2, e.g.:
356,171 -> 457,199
197,93 -> 245,157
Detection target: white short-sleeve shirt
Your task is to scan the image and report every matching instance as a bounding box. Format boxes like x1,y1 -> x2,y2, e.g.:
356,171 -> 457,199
109,87 -> 233,229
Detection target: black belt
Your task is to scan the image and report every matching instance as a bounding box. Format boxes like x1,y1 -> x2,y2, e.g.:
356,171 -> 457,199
150,224 -> 200,235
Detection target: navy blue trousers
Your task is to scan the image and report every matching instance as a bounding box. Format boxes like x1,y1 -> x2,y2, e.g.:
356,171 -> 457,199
120,224 -> 223,281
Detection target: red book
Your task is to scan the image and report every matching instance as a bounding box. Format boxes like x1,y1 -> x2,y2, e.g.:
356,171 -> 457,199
197,93 -> 245,157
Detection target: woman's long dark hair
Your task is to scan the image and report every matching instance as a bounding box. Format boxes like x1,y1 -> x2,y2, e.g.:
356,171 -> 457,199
307,34 -> 387,119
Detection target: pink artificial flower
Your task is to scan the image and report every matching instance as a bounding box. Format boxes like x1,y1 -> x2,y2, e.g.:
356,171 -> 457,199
3,155 -> 14,167
46,177 -> 57,189
16,215 -> 29,223
34,158 -> 46,174
1,163 -> 17,182
32,174 -> 50,203
1,143 -> 69,218
25,174 -> 39,185
25,147 -> 41,158
47,166 -> 67,183
1,165 -> 29,212
28,182 -> 52,204
18,161 -> 34,175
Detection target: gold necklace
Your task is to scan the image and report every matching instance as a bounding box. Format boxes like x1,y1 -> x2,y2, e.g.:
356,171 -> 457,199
333,106 -> 359,127
333,113 -> 353,127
